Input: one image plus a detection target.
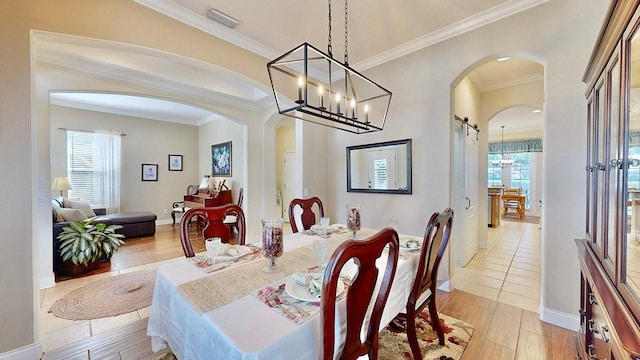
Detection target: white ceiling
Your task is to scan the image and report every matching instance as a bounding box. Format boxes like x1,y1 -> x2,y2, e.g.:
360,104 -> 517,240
43,0 -> 546,135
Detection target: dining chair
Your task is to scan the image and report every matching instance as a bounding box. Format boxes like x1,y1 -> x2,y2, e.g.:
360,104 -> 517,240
288,196 -> 324,233
386,208 -> 453,360
179,204 -> 246,258
223,187 -> 244,234
321,227 -> 400,360
502,188 -> 523,219
171,184 -> 199,226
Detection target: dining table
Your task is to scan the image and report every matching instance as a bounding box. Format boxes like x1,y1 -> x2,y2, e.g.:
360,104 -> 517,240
146,225 -> 424,360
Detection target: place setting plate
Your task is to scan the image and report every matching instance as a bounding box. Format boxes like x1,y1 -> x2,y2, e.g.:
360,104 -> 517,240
284,274 -> 345,302
215,245 -> 252,261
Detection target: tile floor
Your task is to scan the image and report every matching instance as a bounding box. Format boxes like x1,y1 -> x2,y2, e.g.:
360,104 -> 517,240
454,218 -> 541,313
39,219 -> 541,355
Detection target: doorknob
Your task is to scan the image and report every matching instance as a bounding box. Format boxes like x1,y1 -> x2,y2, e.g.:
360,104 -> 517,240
465,197 -> 471,210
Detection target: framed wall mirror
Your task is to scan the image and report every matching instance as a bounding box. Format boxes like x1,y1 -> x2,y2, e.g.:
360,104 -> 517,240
347,139 -> 412,194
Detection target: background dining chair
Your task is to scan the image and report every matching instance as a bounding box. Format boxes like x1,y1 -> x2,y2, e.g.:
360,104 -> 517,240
502,187 -> 523,219
223,187 -> 244,234
385,208 -> 453,360
321,227 -> 400,360
288,196 -> 324,233
171,184 -> 199,226
179,204 -> 246,258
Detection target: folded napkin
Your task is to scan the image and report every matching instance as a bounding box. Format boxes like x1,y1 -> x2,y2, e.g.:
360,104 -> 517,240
290,273 -> 323,298
218,244 -> 240,256
400,238 -> 420,249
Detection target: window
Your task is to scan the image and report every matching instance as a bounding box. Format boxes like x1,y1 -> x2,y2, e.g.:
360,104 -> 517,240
488,152 -> 532,209
67,131 -> 121,212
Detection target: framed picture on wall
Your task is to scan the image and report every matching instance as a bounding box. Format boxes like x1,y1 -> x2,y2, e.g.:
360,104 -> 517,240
168,154 -> 183,171
142,164 -> 158,181
211,141 -> 232,176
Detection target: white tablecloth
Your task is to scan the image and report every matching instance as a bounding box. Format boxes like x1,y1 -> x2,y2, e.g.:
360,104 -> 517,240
147,230 -> 421,360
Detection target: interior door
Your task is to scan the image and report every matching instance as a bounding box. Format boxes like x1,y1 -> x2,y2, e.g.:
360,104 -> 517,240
462,131 -> 479,265
282,151 -> 296,221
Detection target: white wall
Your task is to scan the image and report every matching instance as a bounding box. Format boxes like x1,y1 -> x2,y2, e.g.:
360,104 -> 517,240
0,0 -> 611,357
326,0 -> 608,327
50,105 -> 200,215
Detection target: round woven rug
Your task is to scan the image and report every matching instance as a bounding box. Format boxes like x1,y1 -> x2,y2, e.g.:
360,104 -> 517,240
49,270 -> 157,320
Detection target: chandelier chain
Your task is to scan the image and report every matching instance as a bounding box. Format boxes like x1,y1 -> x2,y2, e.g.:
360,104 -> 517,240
327,0 -> 333,57
344,0 -> 349,65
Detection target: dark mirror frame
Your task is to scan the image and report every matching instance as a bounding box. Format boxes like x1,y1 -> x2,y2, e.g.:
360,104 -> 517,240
346,138 -> 412,194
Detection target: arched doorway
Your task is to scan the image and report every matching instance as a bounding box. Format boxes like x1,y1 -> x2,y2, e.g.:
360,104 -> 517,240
451,55 -> 544,309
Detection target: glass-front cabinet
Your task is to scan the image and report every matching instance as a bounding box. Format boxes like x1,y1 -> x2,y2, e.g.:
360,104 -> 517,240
578,2 -> 640,359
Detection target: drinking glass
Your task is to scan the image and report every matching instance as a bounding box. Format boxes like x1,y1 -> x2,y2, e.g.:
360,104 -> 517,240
320,217 -> 330,230
261,218 -> 284,273
346,204 -> 361,239
312,238 -> 328,270
205,237 -> 222,264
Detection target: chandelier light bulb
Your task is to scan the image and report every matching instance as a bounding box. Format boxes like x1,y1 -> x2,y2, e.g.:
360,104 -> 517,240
318,85 -> 325,109
296,76 -> 304,104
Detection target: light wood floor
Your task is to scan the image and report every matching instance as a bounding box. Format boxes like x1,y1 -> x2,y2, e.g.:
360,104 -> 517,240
40,221 -> 577,360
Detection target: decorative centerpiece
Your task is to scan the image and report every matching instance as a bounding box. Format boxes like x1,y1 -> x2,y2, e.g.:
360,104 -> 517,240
346,204 -> 361,239
261,218 -> 284,273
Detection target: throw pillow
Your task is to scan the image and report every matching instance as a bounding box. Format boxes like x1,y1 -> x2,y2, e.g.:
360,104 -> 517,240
58,208 -> 89,222
64,198 -> 97,218
52,203 -> 65,223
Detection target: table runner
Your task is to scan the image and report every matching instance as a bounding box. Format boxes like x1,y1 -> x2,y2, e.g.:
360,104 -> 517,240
177,227 -> 379,314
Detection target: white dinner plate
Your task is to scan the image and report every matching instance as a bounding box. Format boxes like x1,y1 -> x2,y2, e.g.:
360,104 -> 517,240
284,275 -> 345,302
399,237 -> 422,252
215,245 -> 251,261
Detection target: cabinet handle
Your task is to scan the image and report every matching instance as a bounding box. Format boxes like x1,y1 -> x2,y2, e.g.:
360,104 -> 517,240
588,319 -> 599,334
585,165 -> 593,172
587,344 -> 597,359
594,162 -> 605,171
601,325 -> 610,343
588,291 -> 598,305
629,158 -> 640,168
579,308 -> 586,320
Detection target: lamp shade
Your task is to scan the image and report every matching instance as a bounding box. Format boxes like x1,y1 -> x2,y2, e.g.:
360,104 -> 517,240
52,177 -> 72,192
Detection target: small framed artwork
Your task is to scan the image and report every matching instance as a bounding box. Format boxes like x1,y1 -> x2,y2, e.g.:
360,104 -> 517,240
142,164 -> 158,181
211,141 -> 232,176
168,154 -> 183,171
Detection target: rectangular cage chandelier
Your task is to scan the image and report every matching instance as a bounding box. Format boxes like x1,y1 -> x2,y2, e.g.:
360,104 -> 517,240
267,43 -> 392,134
266,1 -> 391,134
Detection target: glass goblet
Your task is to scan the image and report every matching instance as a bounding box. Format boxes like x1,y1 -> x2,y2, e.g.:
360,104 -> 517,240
312,238 -> 328,270
205,237 -> 222,264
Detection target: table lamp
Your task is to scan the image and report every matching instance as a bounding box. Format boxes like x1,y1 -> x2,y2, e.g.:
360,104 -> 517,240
52,176 -> 72,196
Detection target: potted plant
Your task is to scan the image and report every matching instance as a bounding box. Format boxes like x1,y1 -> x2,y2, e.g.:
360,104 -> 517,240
57,217 -> 125,276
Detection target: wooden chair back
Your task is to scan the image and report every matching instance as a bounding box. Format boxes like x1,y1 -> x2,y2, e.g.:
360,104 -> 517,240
503,187 -> 522,196
179,204 -> 246,257
237,187 -> 244,208
288,197 -> 324,233
321,227 -> 400,360
407,208 -> 454,351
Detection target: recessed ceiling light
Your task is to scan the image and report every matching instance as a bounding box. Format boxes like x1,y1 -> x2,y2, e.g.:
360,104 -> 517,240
497,57 -> 510,62
532,109 -> 542,113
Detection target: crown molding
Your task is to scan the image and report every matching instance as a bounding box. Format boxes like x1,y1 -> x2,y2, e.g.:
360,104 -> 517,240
136,0 -> 548,72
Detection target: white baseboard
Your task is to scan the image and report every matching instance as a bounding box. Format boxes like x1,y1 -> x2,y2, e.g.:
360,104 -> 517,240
0,343 -> 41,360
438,279 -> 454,292
540,306 -> 580,331
156,219 -> 173,226
39,272 -> 55,290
